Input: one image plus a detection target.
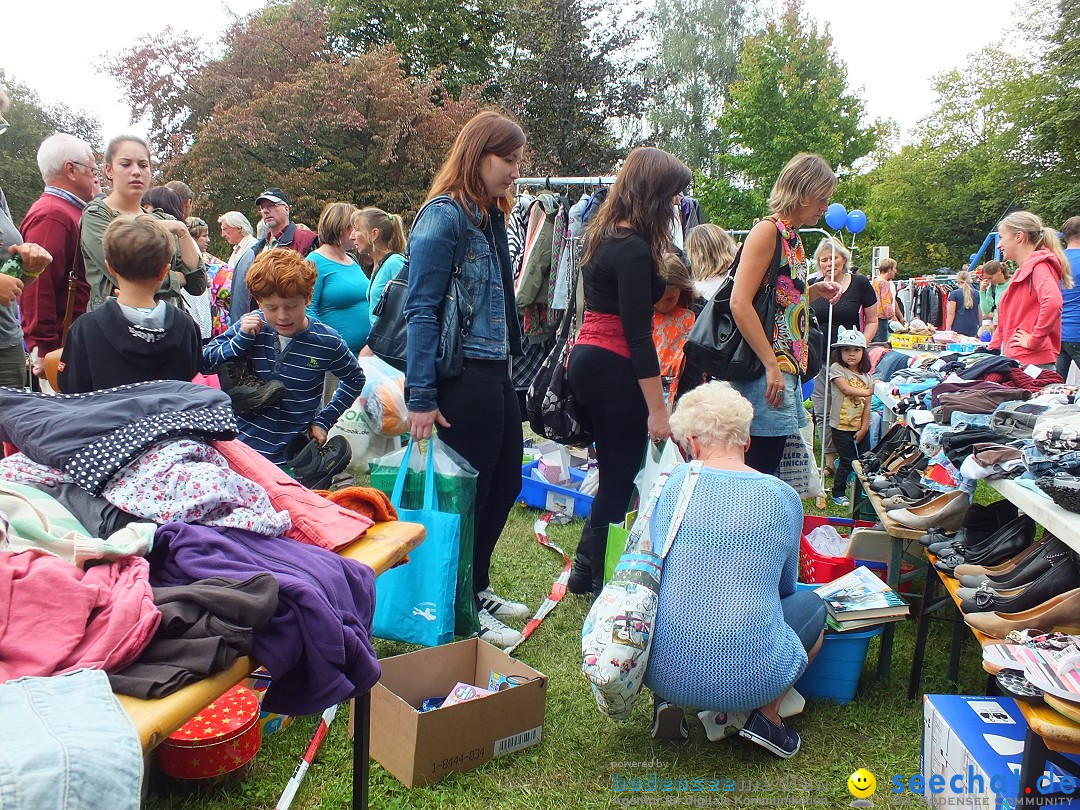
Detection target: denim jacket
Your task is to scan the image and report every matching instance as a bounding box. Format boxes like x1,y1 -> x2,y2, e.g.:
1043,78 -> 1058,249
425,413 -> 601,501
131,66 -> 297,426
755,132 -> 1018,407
404,197 -> 522,411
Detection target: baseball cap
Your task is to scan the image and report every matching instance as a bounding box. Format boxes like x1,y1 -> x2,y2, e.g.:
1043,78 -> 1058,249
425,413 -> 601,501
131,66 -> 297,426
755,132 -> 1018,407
255,188 -> 290,207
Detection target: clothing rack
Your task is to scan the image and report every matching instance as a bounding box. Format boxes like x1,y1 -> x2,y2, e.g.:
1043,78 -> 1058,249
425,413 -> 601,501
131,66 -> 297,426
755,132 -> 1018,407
515,177 -> 616,187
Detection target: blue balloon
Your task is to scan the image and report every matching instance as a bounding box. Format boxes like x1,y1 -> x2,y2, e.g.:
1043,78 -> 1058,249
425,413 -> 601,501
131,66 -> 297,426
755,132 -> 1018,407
824,203 -> 848,230
846,209 -> 868,234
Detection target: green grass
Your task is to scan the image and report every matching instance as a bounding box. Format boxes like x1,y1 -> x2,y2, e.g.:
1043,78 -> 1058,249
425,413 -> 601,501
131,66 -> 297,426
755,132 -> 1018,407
143,475 -> 1000,810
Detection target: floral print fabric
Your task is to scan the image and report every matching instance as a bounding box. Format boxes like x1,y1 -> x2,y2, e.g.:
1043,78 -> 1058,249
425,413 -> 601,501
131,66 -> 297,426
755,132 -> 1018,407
102,439 -> 292,534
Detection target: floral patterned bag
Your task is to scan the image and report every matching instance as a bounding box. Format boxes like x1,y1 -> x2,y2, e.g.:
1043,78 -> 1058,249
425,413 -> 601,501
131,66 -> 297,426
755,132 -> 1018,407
581,461 -> 701,719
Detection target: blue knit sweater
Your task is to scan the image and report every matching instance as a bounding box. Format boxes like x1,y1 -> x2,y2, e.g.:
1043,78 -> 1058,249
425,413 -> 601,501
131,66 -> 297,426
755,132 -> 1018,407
202,314 -> 364,463
644,465 -> 807,713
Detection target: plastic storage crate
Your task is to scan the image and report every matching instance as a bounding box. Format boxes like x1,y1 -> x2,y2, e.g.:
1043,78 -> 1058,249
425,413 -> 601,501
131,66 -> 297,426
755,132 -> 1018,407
945,343 -> 980,354
518,460 -> 593,518
800,515 -> 875,583
889,333 -> 931,350
795,582 -> 883,703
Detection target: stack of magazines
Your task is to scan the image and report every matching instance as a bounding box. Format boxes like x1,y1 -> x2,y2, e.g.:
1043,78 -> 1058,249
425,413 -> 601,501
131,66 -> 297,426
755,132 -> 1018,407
814,566 -> 909,632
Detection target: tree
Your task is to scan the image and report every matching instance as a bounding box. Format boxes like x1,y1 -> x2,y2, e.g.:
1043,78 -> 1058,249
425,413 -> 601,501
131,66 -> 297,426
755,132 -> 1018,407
499,0 -> 648,174
716,0 -> 876,195
326,0 -> 508,97
108,0 -> 478,240
646,0 -> 745,175
865,49 -> 1034,272
1027,0 -> 1080,222
0,74 -> 100,223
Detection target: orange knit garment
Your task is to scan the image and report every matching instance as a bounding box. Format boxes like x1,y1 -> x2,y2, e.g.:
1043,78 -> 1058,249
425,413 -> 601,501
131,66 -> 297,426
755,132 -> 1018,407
315,486 -> 399,523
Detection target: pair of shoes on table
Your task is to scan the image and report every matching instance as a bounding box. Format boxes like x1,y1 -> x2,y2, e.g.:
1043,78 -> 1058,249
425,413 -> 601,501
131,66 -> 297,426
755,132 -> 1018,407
957,536 -> 1066,587
888,490 -> 970,532
920,500 -> 1019,548
651,699 -> 690,741
956,545 -> 1080,615
933,515 -> 1036,576
283,432 -> 352,490
965,587 -> 1080,639
477,588 -> 530,648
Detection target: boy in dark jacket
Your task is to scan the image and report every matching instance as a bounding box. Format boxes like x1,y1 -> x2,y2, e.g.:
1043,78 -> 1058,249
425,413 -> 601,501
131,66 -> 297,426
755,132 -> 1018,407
57,214 -> 200,393
202,248 -> 365,463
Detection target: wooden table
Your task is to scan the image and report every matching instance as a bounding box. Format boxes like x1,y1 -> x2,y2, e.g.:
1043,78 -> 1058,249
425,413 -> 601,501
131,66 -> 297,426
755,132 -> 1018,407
851,459 -> 926,678
909,552 -> 1080,797
118,518 -> 425,809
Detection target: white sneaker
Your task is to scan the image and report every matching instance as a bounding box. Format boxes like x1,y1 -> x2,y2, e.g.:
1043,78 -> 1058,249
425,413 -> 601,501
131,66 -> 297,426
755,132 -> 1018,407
477,588 -> 530,620
697,709 -> 751,742
478,609 -> 524,648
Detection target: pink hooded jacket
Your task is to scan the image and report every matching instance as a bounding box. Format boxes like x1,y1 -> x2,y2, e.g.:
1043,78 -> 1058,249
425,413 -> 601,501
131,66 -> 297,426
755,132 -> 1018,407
989,249 -> 1065,366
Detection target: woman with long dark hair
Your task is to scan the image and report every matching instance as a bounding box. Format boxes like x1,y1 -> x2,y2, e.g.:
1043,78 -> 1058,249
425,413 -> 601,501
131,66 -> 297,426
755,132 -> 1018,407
403,111 -> 528,647
566,147 -> 694,597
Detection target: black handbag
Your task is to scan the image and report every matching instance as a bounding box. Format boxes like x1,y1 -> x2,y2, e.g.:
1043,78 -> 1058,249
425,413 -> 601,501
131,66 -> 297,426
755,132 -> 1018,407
804,306 -> 825,381
366,197 -> 473,379
526,266 -> 593,446
683,226 -> 783,381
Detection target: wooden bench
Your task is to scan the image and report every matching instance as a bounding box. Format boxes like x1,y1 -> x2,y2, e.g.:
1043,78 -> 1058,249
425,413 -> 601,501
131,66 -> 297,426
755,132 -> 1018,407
118,518 -> 425,808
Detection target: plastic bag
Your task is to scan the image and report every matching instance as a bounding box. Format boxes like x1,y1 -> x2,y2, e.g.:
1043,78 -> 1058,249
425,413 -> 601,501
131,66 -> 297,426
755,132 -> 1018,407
372,440 -> 460,646
370,438 -> 480,636
774,424 -> 825,498
326,402 -> 374,478
357,356 -> 408,436
634,440 -> 683,503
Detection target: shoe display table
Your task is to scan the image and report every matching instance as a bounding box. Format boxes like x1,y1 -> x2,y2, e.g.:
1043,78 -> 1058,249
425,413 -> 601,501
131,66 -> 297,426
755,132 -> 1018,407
909,552 -> 1080,797
851,460 -> 925,678
117,518 -> 426,810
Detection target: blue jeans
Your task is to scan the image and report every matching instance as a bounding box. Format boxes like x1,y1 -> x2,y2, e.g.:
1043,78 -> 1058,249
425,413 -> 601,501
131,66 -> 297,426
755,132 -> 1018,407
781,590 -> 827,652
0,669 -> 143,809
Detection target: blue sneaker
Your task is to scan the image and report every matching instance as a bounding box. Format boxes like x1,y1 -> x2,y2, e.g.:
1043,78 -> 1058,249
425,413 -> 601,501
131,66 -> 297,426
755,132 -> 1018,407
832,495 -> 850,507
739,710 -> 800,758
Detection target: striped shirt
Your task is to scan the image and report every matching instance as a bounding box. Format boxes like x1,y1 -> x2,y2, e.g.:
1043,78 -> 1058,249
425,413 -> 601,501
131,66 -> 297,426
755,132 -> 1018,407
203,314 -> 365,463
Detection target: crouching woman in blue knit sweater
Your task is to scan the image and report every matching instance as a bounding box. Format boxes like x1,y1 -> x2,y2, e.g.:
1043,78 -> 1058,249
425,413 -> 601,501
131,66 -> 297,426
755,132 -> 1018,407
203,248 -> 365,464
643,382 -> 826,758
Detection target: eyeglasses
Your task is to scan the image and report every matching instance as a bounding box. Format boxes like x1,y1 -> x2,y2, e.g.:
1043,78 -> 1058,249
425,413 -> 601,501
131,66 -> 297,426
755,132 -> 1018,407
71,160 -> 98,173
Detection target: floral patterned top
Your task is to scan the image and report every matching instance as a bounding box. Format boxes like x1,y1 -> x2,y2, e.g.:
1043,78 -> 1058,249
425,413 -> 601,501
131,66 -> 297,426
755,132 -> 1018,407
763,217 -> 810,376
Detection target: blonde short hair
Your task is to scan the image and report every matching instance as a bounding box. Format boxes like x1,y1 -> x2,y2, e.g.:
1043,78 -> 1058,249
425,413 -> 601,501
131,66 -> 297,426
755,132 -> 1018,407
768,153 -> 837,218
814,236 -> 851,268
669,381 -> 754,450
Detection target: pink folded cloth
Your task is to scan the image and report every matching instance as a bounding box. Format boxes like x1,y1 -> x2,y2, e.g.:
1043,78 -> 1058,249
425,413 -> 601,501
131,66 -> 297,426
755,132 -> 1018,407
0,550 -> 160,680
211,439 -> 373,551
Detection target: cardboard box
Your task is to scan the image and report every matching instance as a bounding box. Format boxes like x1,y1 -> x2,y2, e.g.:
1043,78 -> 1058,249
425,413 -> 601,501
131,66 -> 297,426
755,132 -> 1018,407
352,638 -> 547,787
920,694 -> 1080,809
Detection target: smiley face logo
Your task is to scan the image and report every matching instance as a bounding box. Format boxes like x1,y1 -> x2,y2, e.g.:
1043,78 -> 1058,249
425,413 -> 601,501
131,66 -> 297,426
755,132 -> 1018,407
848,768 -> 876,802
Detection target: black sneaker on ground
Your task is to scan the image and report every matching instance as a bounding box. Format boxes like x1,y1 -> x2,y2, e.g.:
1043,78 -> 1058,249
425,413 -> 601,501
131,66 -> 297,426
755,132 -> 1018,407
739,709 -> 800,758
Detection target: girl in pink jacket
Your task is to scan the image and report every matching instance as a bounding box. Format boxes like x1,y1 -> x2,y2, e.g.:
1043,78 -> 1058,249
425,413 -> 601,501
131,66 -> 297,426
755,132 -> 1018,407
989,211 -> 1073,367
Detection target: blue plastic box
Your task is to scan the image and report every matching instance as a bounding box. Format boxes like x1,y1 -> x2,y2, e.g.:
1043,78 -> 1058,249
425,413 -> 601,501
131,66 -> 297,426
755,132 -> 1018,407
518,460 -> 594,518
793,582 -> 882,704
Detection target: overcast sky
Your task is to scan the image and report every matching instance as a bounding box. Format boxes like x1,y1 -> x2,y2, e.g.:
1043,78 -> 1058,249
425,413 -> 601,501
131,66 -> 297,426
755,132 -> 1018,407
3,0 -> 1021,149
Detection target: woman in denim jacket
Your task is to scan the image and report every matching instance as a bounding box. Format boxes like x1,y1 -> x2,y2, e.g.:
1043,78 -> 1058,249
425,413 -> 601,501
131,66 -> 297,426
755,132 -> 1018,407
403,111 -> 528,648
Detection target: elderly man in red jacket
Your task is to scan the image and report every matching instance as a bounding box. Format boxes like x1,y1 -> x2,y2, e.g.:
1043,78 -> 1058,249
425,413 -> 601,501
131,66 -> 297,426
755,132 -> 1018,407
20,133 -> 96,378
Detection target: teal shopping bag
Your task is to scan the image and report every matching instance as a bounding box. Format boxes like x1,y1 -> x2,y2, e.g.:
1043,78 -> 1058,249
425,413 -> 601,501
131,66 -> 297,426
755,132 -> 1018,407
372,439 -> 460,646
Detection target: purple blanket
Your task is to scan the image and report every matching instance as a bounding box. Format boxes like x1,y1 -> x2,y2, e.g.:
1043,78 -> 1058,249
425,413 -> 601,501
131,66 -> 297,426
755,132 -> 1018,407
150,522 -> 379,715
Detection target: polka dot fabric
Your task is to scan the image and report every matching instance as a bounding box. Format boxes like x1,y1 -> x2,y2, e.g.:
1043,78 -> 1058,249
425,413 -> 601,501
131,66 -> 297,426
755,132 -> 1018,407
0,381 -> 238,496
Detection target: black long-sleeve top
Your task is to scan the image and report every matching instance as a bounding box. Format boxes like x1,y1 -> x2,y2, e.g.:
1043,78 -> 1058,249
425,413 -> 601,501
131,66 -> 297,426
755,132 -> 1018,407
581,232 -> 665,379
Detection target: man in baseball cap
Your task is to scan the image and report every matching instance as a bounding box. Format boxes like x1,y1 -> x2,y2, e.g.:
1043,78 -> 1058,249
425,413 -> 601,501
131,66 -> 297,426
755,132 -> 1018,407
230,187 -> 318,324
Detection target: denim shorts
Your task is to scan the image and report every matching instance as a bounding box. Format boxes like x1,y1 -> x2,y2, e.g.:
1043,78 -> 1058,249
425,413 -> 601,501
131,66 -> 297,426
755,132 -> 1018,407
728,372 -> 807,437
780,590 -> 827,652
